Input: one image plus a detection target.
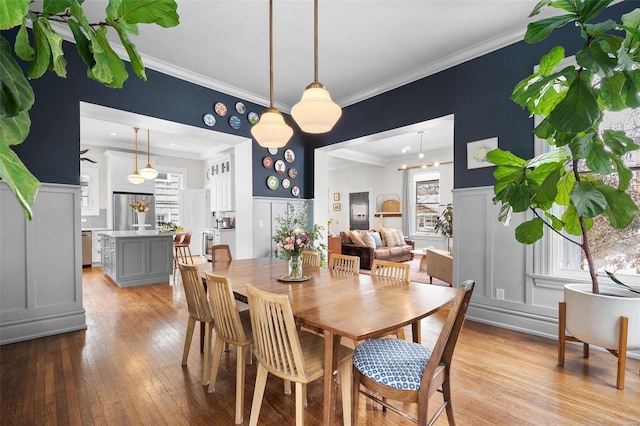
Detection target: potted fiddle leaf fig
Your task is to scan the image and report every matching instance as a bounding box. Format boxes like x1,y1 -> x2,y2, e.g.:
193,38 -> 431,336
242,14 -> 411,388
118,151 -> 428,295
486,0 -> 640,389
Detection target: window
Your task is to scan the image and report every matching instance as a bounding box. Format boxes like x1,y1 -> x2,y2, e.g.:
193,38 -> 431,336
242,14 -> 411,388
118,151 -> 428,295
155,171 -> 183,225
415,172 -> 440,234
539,109 -> 640,285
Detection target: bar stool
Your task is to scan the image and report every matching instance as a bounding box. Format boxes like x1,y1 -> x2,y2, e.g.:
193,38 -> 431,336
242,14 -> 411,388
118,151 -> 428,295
172,233 -> 184,269
175,232 -> 194,265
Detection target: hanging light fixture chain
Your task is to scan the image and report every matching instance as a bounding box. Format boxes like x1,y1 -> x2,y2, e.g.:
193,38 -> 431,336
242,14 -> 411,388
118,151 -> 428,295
269,0 -> 274,108
133,127 -> 139,171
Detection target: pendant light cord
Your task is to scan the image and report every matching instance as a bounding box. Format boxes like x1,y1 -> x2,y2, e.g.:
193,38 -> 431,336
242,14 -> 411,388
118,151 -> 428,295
146,129 -> 151,164
269,0 -> 274,108
133,127 -> 139,171
314,0 -> 318,83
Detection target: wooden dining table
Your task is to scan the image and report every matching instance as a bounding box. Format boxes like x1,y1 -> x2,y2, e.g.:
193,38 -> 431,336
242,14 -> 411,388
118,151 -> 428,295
198,257 -> 458,426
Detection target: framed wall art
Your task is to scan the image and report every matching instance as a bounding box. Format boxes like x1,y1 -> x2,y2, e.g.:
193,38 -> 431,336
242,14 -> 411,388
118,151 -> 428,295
467,137 -> 498,169
333,203 -> 341,211
333,193 -> 340,201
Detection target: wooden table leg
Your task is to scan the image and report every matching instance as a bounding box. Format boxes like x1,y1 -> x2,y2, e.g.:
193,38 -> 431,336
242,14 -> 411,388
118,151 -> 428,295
323,331 -> 340,426
411,321 -> 421,344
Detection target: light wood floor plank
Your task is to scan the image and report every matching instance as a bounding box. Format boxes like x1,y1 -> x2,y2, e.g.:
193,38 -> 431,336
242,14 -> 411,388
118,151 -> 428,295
1,265 -> 638,425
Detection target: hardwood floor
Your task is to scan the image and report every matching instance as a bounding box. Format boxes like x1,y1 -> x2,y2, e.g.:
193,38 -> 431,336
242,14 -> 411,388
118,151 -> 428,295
1,264 -> 639,425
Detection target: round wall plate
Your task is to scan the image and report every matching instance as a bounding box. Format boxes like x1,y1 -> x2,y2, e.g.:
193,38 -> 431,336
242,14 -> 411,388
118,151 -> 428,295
229,115 -> 241,129
214,102 -> 227,116
274,160 -> 286,174
282,178 -> 291,189
235,102 -> 246,114
268,147 -> 278,155
267,175 -> 279,190
248,111 -> 259,125
202,113 -> 216,127
291,186 -> 300,196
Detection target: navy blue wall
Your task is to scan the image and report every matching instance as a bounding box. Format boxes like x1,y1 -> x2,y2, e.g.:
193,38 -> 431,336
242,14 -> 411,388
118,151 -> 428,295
7,0 -> 635,198
310,0 -> 634,195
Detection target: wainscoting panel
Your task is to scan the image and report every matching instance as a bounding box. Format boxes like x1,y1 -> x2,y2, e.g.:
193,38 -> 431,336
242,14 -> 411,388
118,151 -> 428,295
0,183 -> 86,344
453,186 -> 559,338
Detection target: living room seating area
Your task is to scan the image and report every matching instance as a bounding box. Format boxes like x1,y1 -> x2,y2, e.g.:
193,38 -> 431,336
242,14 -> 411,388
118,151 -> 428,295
340,228 -> 414,270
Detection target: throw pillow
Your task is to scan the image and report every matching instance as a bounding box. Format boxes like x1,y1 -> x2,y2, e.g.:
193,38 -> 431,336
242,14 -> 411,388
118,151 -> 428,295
349,230 -> 367,247
378,227 -> 388,246
340,231 -> 352,245
360,230 -> 376,248
393,229 -> 406,246
370,231 -> 383,248
380,227 -> 397,246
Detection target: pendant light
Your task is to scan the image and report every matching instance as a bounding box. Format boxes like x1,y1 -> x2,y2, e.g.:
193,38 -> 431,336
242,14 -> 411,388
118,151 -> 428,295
418,131 -> 426,169
291,0 -> 342,133
127,127 -> 145,185
251,0 -> 293,149
139,129 -> 158,180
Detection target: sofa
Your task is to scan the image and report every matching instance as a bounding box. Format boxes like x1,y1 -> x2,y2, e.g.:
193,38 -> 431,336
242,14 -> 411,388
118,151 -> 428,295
421,248 -> 453,286
340,229 -> 414,270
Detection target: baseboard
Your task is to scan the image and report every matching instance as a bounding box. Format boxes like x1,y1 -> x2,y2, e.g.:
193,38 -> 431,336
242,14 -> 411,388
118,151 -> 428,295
0,309 -> 87,345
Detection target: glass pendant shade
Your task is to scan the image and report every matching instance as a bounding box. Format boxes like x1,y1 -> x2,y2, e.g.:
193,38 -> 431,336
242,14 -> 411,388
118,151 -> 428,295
291,82 -> 342,133
127,171 -> 145,184
251,108 -> 294,148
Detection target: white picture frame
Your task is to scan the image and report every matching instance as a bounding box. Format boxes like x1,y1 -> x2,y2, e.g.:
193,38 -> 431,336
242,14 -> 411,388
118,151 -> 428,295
467,137 -> 498,169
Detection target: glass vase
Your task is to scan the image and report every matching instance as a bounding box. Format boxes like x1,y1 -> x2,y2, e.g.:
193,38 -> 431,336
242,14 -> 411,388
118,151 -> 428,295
288,254 -> 303,280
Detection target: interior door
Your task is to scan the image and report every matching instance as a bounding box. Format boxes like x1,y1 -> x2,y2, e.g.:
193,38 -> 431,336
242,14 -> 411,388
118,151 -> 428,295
349,192 -> 370,230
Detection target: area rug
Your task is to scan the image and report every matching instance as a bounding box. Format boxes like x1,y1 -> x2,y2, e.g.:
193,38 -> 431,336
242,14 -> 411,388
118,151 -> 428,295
359,257 -> 449,286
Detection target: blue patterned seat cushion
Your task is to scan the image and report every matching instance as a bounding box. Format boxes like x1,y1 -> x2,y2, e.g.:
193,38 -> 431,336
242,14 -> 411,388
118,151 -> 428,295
353,338 -> 432,391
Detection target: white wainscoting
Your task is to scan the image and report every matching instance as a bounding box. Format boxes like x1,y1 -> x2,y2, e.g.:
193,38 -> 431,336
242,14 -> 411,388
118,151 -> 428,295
453,186 -> 560,339
0,183 -> 86,344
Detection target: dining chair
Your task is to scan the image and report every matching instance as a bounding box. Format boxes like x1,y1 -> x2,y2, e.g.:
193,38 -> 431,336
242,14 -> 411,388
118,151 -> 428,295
246,284 -> 354,426
210,244 -> 233,263
205,272 -> 253,424
328,254 -> 360,274
178,262 -> 215,385
371,259 -> 411,282
351,280 -> 475,425
300,250 -> 320,267
175,231 -> 194,264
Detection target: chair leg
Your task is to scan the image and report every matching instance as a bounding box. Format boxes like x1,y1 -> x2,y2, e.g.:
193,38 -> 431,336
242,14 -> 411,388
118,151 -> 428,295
617,316 -> 629,390
182,317 -> 196,365
202,322 -> 213,385
558,302 -> 566,366
284,379 -> 292,395
236,343 -> 246,424
339,358 -> 352,426
208,336 -> 225,393
295,382 -> 305,426
352,369 -> 361,426
186,246 -> 194,264
249,364 -> 268,426
442,368 -> 455,425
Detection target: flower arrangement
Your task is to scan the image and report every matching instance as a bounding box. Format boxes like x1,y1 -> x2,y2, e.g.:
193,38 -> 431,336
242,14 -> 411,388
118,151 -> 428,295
130,200 -> 150,213
274,203 -> 324,259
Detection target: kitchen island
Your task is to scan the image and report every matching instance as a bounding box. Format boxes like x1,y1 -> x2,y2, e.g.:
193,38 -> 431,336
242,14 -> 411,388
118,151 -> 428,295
98,231 -> 173,288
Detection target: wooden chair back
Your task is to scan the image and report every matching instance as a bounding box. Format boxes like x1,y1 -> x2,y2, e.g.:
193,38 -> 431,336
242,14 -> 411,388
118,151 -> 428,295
205,273 -> 247,344
301,250 -> 320,266
210,244 -> 233,263
246,284 -> 307,380
328,254 -> 360,274
178,262 -> 213,322
371,259 -> 410,282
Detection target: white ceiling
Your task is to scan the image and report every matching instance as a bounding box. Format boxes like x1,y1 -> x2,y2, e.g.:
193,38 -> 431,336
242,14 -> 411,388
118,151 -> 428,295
70,1 -> 558,167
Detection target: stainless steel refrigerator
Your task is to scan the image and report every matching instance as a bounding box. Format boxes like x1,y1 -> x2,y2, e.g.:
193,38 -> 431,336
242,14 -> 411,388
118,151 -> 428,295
113,192 -> 156,231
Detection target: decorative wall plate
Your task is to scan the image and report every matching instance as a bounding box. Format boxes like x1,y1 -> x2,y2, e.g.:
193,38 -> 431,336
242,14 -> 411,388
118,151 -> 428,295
248,111 -> 260,125
274,160 -> 286,174
291,186 -> 300,196
281,178 -> 291,188
288,167 -> 297,179
262,157 -> 273,169
284,149 -> 295,163
214,102 -> 227,116
229,115 -> 241,129
267,175 -> 279,190
268,147 -> 278,155
202,113 -> 216,127
235,102 -> 246,114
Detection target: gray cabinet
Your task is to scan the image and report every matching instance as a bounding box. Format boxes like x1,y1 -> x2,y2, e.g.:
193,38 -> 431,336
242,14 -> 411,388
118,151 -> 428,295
99,231 -> 172,288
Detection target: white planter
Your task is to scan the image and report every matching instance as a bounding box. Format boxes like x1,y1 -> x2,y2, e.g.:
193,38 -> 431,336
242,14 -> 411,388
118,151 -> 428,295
564,283 -> 640,351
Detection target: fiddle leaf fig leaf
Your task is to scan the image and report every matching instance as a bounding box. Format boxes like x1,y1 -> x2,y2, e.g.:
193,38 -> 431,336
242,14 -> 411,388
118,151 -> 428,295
544,211 -> 564,231
538,46 -> 565,76
556,172 -> 575,206
507,183 -> 532,213
116,0 -> 180,28
548,74 -> 602,133
15,21 -> 35,61
533,165 -> 562,204
39,19 -> 67,78
577,0 -> 612,23
570,180 -> 607,217
595,182 -> 638,228
0,112 -> 40,221
525,14 -> 575,43
67,19 -> 95,68
0,0 -> 29,28
622,70 -> 640,108
602,129 -> 637,155
515,218 -> 544,244
497,203 -> 512,225
561,205 -> 588,235
43,0 -> 72,15
621,9 -> 640,42
575,40 -> 617,77
486,148 -> 526,167
87,27 -> 128,88
525,147 -> 569,168
109,19 -> 146,80
0,35 -> 35,118
28,20 -> 52,79
612,156 -> 632,191
568,132 -> 594,159
585,140 -> 614,174
599,73 -> 626,110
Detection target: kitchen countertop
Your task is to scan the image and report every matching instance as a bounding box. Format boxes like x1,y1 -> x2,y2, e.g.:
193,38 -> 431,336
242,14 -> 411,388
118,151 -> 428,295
98,230 -> 174,238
